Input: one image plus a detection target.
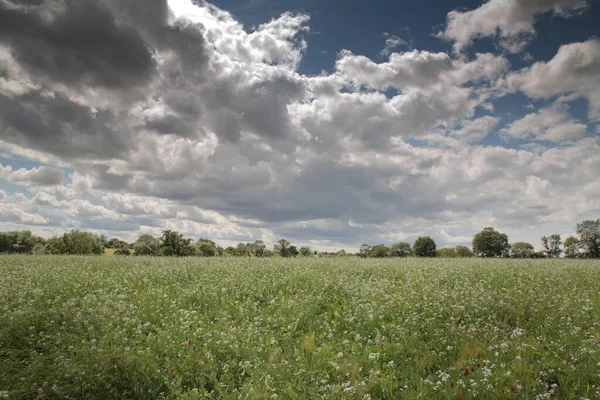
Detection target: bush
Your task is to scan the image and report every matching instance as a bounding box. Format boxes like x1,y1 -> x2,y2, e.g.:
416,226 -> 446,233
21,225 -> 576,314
113,248 -> 131,256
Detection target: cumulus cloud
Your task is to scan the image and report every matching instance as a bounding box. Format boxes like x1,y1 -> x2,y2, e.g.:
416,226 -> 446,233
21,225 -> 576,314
508,39 -> 600,120
440,0 -> 589,53
0,0 -> 598,250
0,163 -> 64,186
450,116 -> 500,142
502,104 -> 588,142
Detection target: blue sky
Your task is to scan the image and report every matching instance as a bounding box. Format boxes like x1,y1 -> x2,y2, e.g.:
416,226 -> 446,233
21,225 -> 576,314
0,0 -> 599,251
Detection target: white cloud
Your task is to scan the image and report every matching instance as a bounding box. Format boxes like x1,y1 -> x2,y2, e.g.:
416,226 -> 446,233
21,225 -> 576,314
502,104 -> 587,142
440,0 -> 589,53
450,116 -> 500,142
508,38 -> 600,120
0,0 -> 598,252
0,163 -> 64,186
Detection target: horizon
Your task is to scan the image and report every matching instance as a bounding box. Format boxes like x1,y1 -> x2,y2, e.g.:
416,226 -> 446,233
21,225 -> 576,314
1,0 -> 599,253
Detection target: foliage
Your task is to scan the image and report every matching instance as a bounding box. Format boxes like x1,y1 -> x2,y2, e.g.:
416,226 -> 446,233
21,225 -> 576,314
160,230 -> 195,257
195,240 -> 218,257
436,247 -> 458,258
455,245 -> 473,257
413,236 -> 437,257
541,234 -> 562,258
564,236 -> 583,259
60,230 -> 105,255
511,242 -> 535,258
133,234 -> 162,256
368,244 -> 389,258
113,248 -> 132,256
576,219 -> 600,259
1,256 -> 600,399
472,227 -> 510,258
0,230 -> 45,254
389,242 -> 411,257
274,239 -> 298,258
359,244 -> 372,258
299,246 -> 313,256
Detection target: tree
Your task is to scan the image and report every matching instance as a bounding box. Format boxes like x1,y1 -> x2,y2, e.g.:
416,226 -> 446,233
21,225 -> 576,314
389,242 -> 411,257
359,244 -> 372,258
275,239 -> 297,257
336,249 -> 346,257
234,243 -> 250,257
576,219 -> 600,259
299,246 -> 313,256
114,248 -> 131,256
413,237 -> 437,257
437,247 -> 458,258
472,227 -> 510,258
133,234 -> 161,256
160,230 -> 195,257
248,240 -> 266,257
455,245 -> 473,257
511,242 -> 535,258
0,231 -> 44,254
61,230 -> 104,255
541,234 -> 562,258
288,245 -> 299,257
564,236 -> 583,259
195,240 -> 217,257
370,244 -> 390,258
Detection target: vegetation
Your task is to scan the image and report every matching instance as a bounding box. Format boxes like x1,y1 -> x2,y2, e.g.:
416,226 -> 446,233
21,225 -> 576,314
1,256 -> 599,399
472,227 -> 510,258
412,236 -> 437,257
2,218 -> 600,259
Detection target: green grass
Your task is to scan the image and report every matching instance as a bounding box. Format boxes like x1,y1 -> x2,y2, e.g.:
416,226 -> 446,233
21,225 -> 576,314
1,256 -> 599,399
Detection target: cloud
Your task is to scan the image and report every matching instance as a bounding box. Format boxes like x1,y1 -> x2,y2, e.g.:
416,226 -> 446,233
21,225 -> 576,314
508,38 -> 600,120
440,0 -> 589,53
379,32 -> 409,58
0,163 -> 64,186
502,104 -> 588,142
450,116 -> 500,142
0,0 -> 598,251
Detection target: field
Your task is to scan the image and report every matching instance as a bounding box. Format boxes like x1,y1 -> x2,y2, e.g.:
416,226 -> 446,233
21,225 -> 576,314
103,248 -> 134,256
1,256 -> 599,399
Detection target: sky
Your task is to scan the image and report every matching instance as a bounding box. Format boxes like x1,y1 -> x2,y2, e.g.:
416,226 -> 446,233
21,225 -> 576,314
0,0 -> 599,252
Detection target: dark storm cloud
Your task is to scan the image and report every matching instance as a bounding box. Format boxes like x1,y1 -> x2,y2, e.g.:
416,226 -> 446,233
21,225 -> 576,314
0,0 -> 156,89
0,91 -> 131,160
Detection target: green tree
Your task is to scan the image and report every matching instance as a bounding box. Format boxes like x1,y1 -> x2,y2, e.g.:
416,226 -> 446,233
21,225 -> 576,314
369,244 -> 390,258
359,244 -> 372,258
133,234 -> 161,256
455,245 -> 473,257
248,240 -> 267,257
576,219 -> 600,259
195,240 -> 218,257
541,234 -> 562,258
62,230 -> 104,255
389,242 -> 411,257
511,242 -> 535,258
113,248 -> 131,256
413,237 -> 437,257
160,230 -> 194,257
564,236 -> 583,259
437,247 -> 458,258
274,239 -> 297,257
299,246 -> 313,256
472,227 -> 510,258
0,231 -> 44,254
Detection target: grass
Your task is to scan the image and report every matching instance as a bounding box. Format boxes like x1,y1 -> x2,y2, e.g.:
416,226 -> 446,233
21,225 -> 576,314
1,256 -> 599,399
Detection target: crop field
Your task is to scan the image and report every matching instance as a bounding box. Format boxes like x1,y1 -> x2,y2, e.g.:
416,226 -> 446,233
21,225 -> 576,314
1,256 -> 599,399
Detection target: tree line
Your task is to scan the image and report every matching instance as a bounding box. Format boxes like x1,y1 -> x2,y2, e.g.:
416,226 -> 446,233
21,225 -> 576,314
0,219 -> 599,258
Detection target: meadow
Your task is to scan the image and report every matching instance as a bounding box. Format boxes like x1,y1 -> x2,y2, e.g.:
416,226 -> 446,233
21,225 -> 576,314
1,256 -> 599,399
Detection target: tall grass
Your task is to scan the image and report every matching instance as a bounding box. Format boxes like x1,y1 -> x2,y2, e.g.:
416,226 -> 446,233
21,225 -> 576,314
1,256 -> 599,399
